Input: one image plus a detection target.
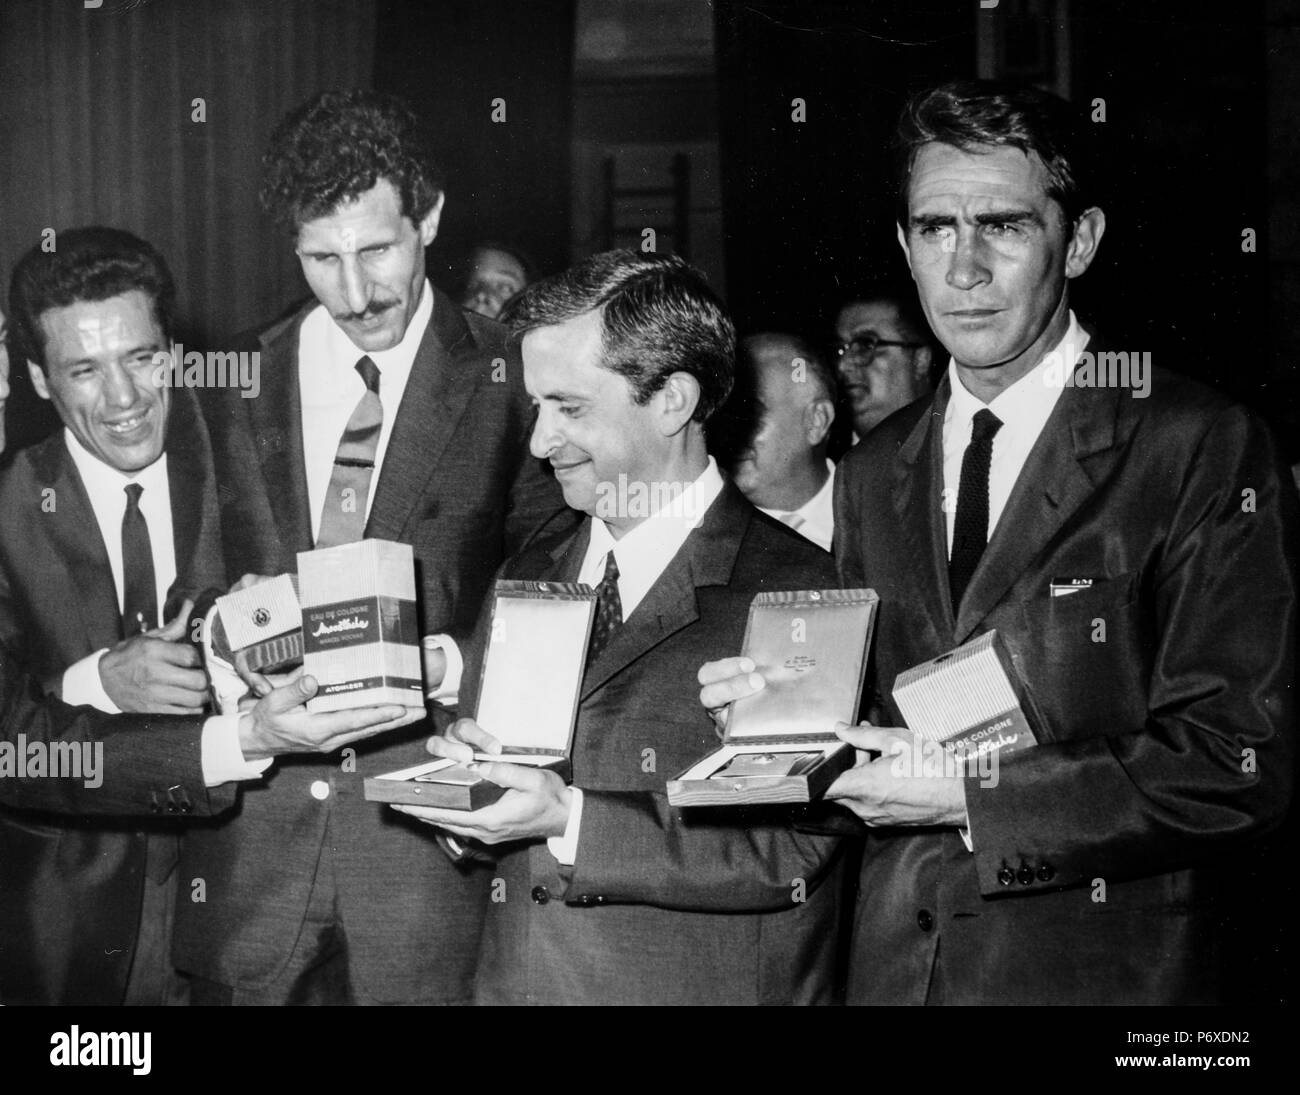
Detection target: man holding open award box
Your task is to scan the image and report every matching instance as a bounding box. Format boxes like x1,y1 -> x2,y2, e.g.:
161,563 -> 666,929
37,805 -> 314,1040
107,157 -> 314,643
699,80 -> 1297,1006
394,250 -> 854,1006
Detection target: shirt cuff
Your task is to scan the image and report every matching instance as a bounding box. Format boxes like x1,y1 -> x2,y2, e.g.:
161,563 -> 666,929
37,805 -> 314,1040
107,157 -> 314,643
424,633 -> 463,707
63,649 -> 121,714
547,786 -> 583,866
201,713 -> 273,787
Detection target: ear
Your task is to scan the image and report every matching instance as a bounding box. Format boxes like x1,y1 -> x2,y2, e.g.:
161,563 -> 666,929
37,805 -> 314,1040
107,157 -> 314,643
28,361 -> 51,401
656,372 -> 702,436
896,221 -> 913,272
911,345 -> 933,388
804,397 -> 834,448
1064,206 -> 1106,279
418,192 -> 446,247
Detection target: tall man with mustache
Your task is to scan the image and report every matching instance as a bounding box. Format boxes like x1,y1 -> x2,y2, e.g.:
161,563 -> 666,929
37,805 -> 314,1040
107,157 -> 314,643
187,91 -> 568,1005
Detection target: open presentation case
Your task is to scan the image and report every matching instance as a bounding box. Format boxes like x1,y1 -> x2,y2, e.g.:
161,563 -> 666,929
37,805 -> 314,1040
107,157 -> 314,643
364,580 -> 596,810
667,588 -> 878,807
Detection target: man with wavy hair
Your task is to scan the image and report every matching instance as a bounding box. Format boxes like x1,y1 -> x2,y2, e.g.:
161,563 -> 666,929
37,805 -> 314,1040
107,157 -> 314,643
187,90 -> 568,1005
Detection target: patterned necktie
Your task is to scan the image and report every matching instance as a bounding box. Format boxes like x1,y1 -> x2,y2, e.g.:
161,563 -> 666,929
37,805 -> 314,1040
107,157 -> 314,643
121,483 -> 158,637
317,356 -> 383,547
948,408 -> 1003,614
585,551 -> 623,667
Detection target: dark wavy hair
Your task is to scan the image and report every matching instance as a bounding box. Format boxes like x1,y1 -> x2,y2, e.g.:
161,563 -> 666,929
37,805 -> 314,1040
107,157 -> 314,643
7,226 -> 175,369
261,90 -> 443,231
505,250 -> 734,424
894,80 -> 1096,227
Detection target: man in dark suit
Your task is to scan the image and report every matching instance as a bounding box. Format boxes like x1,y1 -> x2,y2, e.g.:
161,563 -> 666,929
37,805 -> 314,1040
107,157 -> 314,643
186,91 -> 568,1005
397,250 -> 847,1005
0,226 -> 411,1005
701,81 -> 1296,1004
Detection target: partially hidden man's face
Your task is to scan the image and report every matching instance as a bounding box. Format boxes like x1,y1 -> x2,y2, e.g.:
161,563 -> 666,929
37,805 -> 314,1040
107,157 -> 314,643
731,347 -> 827,508
834,300 -> 929,436
0,306 -> 11,454
899,142 -> 1098,376
461,247 -> 528,320
523,309 -> 677,534
30,289 -> 171,474
296,178 -> 444,353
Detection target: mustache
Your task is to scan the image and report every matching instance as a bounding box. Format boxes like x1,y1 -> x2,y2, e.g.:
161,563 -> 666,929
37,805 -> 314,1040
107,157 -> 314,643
337,299 -> 396,323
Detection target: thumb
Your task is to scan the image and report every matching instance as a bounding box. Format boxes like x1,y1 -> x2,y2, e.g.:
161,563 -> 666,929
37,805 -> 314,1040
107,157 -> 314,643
151,598 -> 195,642
263,673 -> 319,713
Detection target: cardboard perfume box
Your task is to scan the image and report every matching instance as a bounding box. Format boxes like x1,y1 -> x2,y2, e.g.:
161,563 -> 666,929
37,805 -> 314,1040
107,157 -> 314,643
213,574 -> 303,673
891,630 -> 1040,761
364,580 -> 596,810
297,539 -> 424,714
667,588 -> 878,807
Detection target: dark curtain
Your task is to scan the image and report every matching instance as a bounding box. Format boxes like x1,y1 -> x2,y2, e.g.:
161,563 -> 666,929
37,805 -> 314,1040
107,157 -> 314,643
373,0 -> 577,290
0,0 -> 376,453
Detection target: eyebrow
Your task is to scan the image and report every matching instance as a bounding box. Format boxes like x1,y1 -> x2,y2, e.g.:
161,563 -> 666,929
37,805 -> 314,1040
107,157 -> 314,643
909,209 -> 1043,230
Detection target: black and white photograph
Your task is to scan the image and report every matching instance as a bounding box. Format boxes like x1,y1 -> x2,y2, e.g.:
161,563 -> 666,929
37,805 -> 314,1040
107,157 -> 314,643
0,0 -> 1294,1066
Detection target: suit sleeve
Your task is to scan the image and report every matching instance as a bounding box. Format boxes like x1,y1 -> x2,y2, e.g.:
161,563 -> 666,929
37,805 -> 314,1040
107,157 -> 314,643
965,404 -> 1297,894
560,791 -> 843,912
0,643 -> 238,818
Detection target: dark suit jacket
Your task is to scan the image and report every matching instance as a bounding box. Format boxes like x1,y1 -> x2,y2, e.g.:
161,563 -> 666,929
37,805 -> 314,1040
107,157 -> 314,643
835,341 -> 1297,1005
0,391 -> 231,1005
469,482 -> 849,1005
184,288 -> 570,1001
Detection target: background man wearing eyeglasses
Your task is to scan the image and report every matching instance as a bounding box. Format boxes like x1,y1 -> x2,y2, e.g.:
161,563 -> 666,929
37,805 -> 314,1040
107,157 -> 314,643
833,287 -> 935,441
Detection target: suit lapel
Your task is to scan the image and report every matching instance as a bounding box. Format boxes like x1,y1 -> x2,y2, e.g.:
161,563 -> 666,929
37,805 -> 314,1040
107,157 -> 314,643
251,311 -> 313,551
37,440 -> 123,648
367,289 -> 479,541
165,390 -> 227,609
953,341 -> 1128,643
891,380 -> 956,639
579,484 -> 750,700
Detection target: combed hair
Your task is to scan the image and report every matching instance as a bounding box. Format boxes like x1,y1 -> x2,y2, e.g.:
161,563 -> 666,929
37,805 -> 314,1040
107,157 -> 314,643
894,79 -> 1095,226
741,332 -> 836,402
505,250 -> 735,423
7,226 -> 175,368
261,89 -> 443,231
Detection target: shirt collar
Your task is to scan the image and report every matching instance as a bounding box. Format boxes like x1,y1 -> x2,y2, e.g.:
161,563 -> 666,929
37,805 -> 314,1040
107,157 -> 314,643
945,309 -> 1089,434
63,426 -> 169,499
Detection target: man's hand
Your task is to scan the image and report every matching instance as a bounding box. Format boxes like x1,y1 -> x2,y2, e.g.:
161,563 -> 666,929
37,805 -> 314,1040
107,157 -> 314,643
100,599 -> 208,714
421,636 -> 447,698
697,656 -> 766,731
825,723 -> 969,828
237,674 -> 415,760
222,574 -> 280,697
394,717 -> 570,843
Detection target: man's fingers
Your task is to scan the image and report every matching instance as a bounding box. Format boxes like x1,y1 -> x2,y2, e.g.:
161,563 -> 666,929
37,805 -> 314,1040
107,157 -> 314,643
698,669 -> 765,714
150,599 -> 194,642
427,735 -> 475,764
472,760 -> 540,791
262,673 -> 318,714
696,656 -> 755,687
307,704 -> 411,742
147,685 -> 209,711
448,718 -> 502,754
230,573 -> 276,593
151,639 -> 202,668
834,723 -> 909,754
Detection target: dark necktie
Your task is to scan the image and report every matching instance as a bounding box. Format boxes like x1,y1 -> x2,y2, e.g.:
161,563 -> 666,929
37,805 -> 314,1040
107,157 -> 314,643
585,551 -> 623,667
121,483 -> 158,637
948,408 -> 1003,614
317,356 -> 383,548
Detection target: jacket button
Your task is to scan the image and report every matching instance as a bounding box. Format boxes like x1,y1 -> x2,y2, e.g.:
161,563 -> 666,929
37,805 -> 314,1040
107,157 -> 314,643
1017,865 -> 1035,885
310,781 -> 330,801
531,886 -> 550,905
1037,863 -> 1055,882
997,866 -> 1015,886
150,800 -> 163,814
178,799 -> 194,814
166,802 -> 179,813
916,908 -> 934,932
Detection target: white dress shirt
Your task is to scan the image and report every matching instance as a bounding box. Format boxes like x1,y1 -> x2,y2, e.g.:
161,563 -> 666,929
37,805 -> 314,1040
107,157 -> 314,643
942,311 -> 1089,555
758,460 -> 836,552
298,280 -> 433,541
546,457 -> 727,865
59,432 -> 264,785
